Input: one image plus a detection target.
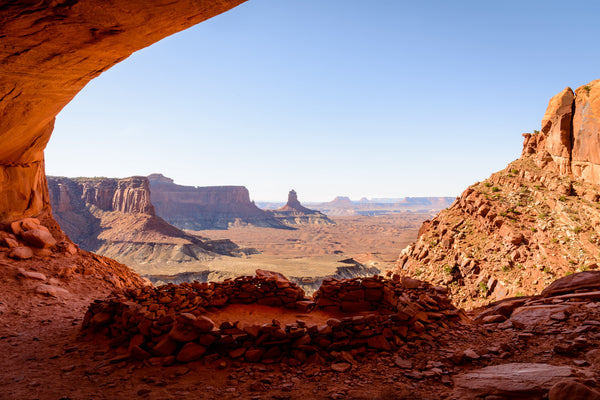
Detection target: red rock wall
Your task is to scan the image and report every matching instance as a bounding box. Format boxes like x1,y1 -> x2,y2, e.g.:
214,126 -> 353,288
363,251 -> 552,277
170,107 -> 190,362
148,175 -> 286,229
526,80 -> 600,184
49,176 -> 155,215
0,0 -> 246,223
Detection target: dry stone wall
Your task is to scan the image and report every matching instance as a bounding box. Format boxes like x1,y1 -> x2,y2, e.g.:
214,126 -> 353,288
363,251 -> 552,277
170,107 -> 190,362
82,271 -> 469,366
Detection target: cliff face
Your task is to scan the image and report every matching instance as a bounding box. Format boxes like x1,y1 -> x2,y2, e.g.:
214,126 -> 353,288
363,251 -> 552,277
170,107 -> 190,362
47,176 -> 253,273
268,190 -> 335,226
523,80 -> 600,182
148,174 -> 287,230
0,0 -> 245,224
391,80 -> 600,307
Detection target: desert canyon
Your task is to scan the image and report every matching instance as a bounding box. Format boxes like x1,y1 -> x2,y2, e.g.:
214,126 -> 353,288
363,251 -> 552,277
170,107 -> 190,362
3,1 -> 600,400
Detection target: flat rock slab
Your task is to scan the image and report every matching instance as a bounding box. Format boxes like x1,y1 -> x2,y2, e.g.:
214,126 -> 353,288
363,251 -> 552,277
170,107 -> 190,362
453,363 -> 574,399
509,305 -> 572,326
542,271 -> 600,297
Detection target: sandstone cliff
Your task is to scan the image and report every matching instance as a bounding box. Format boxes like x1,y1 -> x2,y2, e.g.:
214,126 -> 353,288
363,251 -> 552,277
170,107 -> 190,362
391,80 -> 600,307
148,174 -> 288,230
48,176 -> 253,274
268,190 -> 335,225
0,0 -> 245,224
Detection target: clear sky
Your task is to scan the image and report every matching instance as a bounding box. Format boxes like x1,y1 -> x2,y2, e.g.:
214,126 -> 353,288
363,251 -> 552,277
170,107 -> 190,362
45,0 -> 600,202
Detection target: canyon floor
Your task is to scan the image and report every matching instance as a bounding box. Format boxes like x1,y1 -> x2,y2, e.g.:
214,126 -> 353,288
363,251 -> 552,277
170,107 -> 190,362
140,214 -> 432,291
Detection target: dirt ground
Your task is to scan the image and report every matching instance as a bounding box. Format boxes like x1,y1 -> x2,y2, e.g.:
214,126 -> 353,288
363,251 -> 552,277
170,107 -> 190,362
4,248 -> 600,399
185,213 -> 434,277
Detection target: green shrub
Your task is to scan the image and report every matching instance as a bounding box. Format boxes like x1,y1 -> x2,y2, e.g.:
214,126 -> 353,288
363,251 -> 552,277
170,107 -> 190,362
573,226 -> 582,234
559,196 -> 567,201
478,282 -> 488,294
483,181 -> 492,188
491,186 -> 500,192
533,130 -> 540,134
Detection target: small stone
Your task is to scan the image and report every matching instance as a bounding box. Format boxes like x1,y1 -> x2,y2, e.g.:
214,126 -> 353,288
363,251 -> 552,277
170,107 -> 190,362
463,349 -> 480,360
249,382 -> 268,392
176,343 -> 206,363
394,357 -> 412,369
61,365 -> 76,372
8,247 -> 33,260
21,229 -> 56,249
497,319 -> 514,329
367,335 -> 392,351
550,312 -> 567,321
549,379 -> 600,400
3,237 -> 18,248
331,363 -> 352,372
482,314 -> 506,324
34,284 -> 69,297
130,345 -> 151,361
17,268 -> 46,281
192,316 -> 215,332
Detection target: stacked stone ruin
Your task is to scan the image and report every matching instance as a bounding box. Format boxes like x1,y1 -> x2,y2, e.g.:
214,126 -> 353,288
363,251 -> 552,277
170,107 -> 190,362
82,271 -> 470,365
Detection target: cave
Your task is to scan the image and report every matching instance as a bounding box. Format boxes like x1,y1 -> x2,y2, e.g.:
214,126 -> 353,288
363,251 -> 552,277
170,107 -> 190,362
0,0 -> 246,224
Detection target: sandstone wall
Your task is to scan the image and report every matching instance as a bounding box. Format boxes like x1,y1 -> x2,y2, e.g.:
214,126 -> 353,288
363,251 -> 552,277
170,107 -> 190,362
0,0 -> 246,223
525,80 -> 600,184
148,174 -> 286,230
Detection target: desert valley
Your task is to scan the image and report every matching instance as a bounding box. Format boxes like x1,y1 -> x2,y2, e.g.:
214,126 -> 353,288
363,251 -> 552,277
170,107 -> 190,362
3,1 -> 600,400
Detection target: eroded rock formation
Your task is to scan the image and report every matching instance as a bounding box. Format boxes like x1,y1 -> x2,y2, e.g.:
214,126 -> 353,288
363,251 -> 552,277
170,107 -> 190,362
148,174 -> 287,230
47,175 -> 253,273
0,0 -> 246,224
392,81 -> 600,307
523,80 -> 600,182
268,190 -> 335,225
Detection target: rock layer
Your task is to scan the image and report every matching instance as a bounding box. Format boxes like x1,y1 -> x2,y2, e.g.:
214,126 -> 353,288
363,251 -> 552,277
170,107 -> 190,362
0,0 -> 246,223
148,174 -> 287,230
47,176 -> 252,273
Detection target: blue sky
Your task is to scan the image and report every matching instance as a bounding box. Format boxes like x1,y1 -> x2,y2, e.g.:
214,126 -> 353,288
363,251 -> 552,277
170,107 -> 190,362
45,0 -> 600,202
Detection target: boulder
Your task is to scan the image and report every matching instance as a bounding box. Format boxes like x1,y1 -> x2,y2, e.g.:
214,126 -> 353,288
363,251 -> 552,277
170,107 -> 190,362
21,229 -> 56,249
453,363 -> 574,399
549,380 -> 600,400
176,343 -> 206,363
8,247 -> 34,260
541,271 -> 600,297
509,305 -> 573,327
